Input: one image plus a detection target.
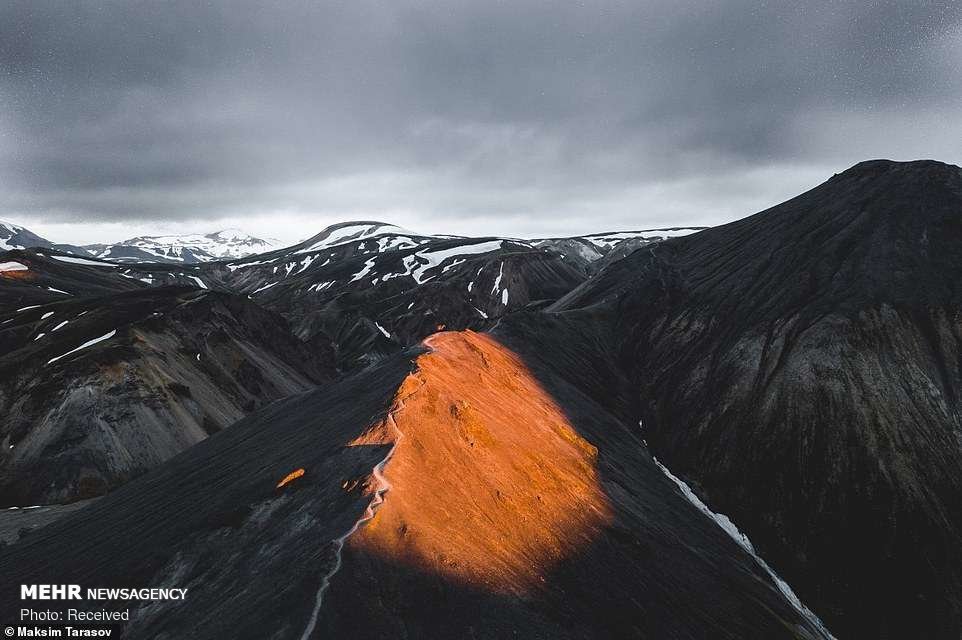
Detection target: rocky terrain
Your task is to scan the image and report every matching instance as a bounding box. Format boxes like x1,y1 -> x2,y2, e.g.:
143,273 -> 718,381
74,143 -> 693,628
0,250 -> 148,311
549,159 -> 962,638
0,287 -> 334,506
0,219 -> 89,256
99,221 -> 681,369
0,160 -> 960,637
0,332 -> 832,639
203,223 -> 589,369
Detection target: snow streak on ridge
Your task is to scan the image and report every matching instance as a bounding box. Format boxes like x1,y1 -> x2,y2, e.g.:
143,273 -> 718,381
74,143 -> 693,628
652,455 -> 835,640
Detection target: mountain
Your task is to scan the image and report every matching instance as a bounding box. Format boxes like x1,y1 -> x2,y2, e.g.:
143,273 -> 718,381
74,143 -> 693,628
0,286 -> 334,506
85,228 -> 280,264
535,227 -> 705,273
191,222 -> 588,368
542,159 -> 962,637
3,161 -> 961,637
0,249 -> 147,312
0,219 -> 90,256
0,333 -> 831,639
0,220 -> 684,503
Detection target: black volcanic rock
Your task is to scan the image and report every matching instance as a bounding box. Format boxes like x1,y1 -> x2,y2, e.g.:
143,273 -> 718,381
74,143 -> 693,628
0,334 -> 831,639
547,159 -> 962,638
0,249 -> 147,311
0,352 -> 413,639
278,243 -> 586,369
0,287 -> 334,506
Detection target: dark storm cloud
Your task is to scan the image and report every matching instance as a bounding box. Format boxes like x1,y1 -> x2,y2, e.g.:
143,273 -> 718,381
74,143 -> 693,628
1,1 -> 960,235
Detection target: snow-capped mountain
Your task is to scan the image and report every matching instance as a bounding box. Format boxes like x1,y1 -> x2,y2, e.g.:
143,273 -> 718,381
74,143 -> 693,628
85,229 -> 280,264
186,221 -> 584,367
0,219 -> 90,256
535,227 -> 705,272
3,221 -> 702,367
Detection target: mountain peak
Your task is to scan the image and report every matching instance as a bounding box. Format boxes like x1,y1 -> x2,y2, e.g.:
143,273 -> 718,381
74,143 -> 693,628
296,221 -> 423,254
0,219 -> 90,255
206,228 -> 266,242
835,158 -> 962,181
84,229 -> 281,264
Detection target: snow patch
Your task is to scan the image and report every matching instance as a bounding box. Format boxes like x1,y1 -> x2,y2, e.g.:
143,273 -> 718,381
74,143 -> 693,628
405,240 -> 504,284
579,228 -> 703,250
295,223 -> 419,255
295,254 -> 317,274
47,330 -> 117,365
442,258 -> 465,273
307,281 -> 334,293
350,257 -> 377,282
252,282 -> 278,294
50,255 -> 113,267
652,455 -> 834,639
491,261 -> 504,294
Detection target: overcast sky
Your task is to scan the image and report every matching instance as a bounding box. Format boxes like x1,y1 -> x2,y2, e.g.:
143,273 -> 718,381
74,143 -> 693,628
1,1 -> 960,245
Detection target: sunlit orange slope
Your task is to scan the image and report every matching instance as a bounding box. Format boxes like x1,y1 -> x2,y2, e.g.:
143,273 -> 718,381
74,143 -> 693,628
0,269 -> 33,281
345,330 -> 614,595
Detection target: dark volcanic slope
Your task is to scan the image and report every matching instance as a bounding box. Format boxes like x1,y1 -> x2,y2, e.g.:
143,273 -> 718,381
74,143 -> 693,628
0,287 -> 334,506
552,159 -> 962,638
0,249 -> 147,311
3,224 -> 692,373
0,352 -> 414,640
0,332 -> 830,639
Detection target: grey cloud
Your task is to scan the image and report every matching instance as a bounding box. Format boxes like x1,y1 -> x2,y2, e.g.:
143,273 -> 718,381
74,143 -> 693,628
1,1 -> 960,233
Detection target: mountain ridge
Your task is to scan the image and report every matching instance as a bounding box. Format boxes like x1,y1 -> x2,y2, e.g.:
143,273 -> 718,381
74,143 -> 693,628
83,229 -> 281,264
1,159 -> 960,637
538,157 -> 962,637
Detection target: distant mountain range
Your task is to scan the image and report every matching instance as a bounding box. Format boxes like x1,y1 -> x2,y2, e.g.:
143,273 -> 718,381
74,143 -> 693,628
2,160 -> 961,638
2,219 -> 282,263
0,218 -> 703,266
0,219 -> 89,256
83,229 -> 282,263
0,221 -> 703,369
